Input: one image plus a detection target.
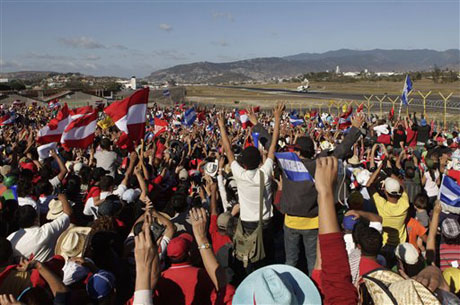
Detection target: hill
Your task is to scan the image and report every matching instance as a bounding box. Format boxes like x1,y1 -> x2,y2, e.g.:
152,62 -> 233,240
147,49 -> 459,83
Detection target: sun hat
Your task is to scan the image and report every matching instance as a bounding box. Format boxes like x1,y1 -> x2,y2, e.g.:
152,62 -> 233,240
384,177 -> 401,196
0,165 -> 11,177
442,267 -> 460,293
232,264 -> 321,305
121,189 -> 138,203
217,212 -> 232,231
394,242 -> 419,265
55,225 -> 92,259
356,169 -> 371,186
86,270 -> 116,300
47,199 -> 64,220
348,155 -> 360,166
167,233 -> 194,260
441,218 -> 460,239
73,162 -> 84,174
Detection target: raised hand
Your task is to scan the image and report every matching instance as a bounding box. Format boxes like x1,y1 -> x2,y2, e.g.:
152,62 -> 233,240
315,156 -> 338,195
189,207 -> 208,243
273,102 -> 285,119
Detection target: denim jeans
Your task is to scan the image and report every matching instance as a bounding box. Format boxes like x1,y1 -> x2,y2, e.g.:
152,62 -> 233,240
284,225 -> 318,275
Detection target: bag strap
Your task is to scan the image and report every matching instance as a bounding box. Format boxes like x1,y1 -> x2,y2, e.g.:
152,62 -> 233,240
259,170 -> 265,224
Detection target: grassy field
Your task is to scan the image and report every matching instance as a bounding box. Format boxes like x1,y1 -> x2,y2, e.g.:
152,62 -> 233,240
184,79 -> 460,124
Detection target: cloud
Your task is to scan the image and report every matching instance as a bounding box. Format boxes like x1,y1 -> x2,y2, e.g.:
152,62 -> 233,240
112,44 -> 129,50
212,12 -> 234,22
24,52 -> 75,61
83,55 -> 101,61
212,40 -> 230,47
159,23 -> 173,32
0,59 -> 22,69
58,36 -> 106,49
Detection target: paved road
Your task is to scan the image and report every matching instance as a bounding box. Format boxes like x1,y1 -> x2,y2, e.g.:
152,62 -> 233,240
215,85 -> 460,112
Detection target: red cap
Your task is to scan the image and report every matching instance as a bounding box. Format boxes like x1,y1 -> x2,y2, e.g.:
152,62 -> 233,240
20,162 -> 37,173
167,233 -> 193,259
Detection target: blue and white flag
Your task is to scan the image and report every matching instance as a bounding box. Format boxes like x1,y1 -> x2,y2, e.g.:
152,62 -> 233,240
289,115 -> 303,127
252,132 -> 260,148
183,107 -> 197,126
438,175 -> 460,213
275,152 -> 314,182
318,115 -> 325,128
401,75 -> 413,106
163,89 -> 170,97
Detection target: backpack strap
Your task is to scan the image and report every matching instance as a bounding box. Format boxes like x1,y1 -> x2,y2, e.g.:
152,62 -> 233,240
259,170 -> 265,225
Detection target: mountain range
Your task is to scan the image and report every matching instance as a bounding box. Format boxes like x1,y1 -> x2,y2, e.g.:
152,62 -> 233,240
147,49 -> 459,83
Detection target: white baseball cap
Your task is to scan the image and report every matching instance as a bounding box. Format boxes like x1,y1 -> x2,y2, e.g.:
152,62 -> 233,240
384,177 -> 401,196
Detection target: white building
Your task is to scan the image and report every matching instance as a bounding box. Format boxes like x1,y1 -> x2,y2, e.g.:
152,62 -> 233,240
343,72 -> 359,77
116,76 -> 137,90
335,66 -> 340,74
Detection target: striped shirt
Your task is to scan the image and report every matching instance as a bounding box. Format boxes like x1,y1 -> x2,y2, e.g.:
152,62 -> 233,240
439,243 -> 460,270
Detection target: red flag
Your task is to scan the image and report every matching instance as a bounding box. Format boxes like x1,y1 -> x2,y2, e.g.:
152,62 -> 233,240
153,118 -> 168,136
70,105 -> 94,119
104,88 -> 149,144
389,107 -> 395,120
252,106 -> 260,113
61,111 -> 98,149
38,104 -> 71,144
357,103 -> 364,113
238,110 -> 252,129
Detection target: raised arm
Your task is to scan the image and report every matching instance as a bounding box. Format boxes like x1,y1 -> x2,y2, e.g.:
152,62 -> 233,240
267,103 -> 284,161
426,200 -> 441,265
217,113 -> 235,164
50,149 -> 68,182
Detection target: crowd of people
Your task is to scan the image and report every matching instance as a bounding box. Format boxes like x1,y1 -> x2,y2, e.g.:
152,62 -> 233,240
0,96 -> 459,305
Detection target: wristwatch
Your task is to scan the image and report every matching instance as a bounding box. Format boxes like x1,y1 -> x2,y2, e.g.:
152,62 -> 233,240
197,243 -> 211,250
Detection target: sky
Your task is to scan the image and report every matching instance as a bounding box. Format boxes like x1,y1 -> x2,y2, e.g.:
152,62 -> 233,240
1,0 -> 459,77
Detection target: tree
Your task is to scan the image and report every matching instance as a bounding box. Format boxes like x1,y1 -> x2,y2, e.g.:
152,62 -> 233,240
8,80 -> 26,91
432,65 -> 441,83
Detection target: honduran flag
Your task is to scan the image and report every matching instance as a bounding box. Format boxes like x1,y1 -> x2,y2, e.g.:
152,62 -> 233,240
61,111 -> 98,149
438,174 -> 460,214
0,113 -> 16,126
104,88 -> 149,144
289,114 -> 303,127
38,104 -> 71,144
401,75 -> 413,106
183,108 -> 197,126
163,89 -> 170,97
238,110 -> 252,129
338,106 -> 353,129
275,152 -> 314,182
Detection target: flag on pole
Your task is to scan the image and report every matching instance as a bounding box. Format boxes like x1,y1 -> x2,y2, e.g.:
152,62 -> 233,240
401,75 -> 413,106
438,174 -> 460,214
183,107 -> 197,126
289,114 -> 303,127
104,88 -> 149,144
61,111 -> 98,149
163,89 -> 170,97
38,104 -> 71,144
275,152 -> 314,182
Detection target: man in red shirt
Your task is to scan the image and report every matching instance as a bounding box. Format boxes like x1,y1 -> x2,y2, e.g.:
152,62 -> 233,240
208,181 -> 232,254
154,233 -> 214,305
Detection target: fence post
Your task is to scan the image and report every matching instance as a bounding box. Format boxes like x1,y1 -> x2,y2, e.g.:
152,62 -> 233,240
375,95 -> 386,118
417,91 -> 432,118
364,95 -> 373,117
439,92 -> 453,128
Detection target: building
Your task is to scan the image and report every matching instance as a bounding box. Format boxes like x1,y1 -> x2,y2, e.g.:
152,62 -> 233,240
0,93 -> 41,106
335,66 -> 340,74
41,91 -> 108,107
116,76 -> 137,90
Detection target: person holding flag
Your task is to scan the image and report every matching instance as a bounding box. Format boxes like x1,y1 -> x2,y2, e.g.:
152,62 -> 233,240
399,74 -> 413,118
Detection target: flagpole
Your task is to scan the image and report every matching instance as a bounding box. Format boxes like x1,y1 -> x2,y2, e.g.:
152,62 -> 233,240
397,75 -> 406,120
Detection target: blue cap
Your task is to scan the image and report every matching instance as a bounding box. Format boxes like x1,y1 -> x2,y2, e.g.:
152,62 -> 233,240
343,215 -> 358,231
420,119 -> 427,127
86,270 -> 116,300
233,264 -> 321,305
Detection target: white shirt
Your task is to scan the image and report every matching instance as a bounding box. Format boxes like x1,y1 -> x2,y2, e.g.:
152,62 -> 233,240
7,214 -> 70,262
231,158 -> 274,222
18,197 -> 38,211
83,191 -> 111,219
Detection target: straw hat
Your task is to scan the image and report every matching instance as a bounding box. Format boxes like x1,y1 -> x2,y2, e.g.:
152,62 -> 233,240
55,225 -> 92,260
47,199 -> 64,220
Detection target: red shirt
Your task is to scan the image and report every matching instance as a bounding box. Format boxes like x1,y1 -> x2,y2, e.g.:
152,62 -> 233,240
154,262 -> 214,305
359,256 -> 384,276
406,128 -> 417,147
209,215 -> 232,254
440,243 -> 460,271
319,232 -> 358,305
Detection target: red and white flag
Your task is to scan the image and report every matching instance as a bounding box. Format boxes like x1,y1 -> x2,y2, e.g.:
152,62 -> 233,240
38,104 -> 71,144
238,110 -> 252,129
104,88 -> 149,144
154,118 -> 168,136
61,111 -> 98,149
0,114 -> 15,126
70,105 -> 94,119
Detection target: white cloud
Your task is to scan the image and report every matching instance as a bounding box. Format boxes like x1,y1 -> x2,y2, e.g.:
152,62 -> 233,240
212,12 -> 234,22
83,55 -> 101,61
58,36 -> 106,49
152,49 -> 188,61
112,44 -> 129,50
159,23 -> 173,32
